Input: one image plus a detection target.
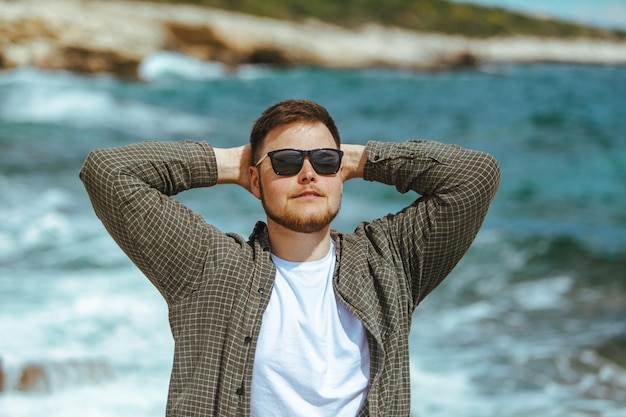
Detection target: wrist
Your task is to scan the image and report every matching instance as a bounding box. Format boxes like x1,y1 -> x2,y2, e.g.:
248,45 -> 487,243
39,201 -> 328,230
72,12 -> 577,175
340,144 -> 366,181
215,146 -> 249,186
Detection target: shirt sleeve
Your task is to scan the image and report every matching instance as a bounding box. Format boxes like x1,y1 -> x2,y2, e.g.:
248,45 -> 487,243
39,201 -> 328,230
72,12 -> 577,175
362,140 -> 501,309
79,140 -> 229,303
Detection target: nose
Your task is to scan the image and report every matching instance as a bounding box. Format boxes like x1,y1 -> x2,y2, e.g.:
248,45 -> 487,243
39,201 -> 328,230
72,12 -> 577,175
298,157 -> 316,183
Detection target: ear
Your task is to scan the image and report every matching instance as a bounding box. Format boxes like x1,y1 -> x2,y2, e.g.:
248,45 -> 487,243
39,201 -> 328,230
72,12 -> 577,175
249,166 -> 262,199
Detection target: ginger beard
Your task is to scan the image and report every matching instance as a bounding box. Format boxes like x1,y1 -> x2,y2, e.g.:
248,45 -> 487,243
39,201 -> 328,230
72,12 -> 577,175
257,175 -> 341,234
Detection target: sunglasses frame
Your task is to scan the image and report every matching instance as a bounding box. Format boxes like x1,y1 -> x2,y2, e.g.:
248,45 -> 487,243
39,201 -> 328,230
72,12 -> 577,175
255,148 -> 344,176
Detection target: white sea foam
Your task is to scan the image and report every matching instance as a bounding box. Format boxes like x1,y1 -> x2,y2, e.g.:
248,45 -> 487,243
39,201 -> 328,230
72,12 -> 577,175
0,267 -> 172,371
0,376 -> 169,417
138,51 -> 271,82
410,363 -> 477,416
138,51 -> 230,82
511,275 -> 574,311
0,184 -> 122,267
0,187 -> 72,260
0,67 -> 211,137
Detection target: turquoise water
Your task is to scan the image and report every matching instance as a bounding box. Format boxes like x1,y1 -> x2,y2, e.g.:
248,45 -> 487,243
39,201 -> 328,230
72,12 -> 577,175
1,55 -> 625,416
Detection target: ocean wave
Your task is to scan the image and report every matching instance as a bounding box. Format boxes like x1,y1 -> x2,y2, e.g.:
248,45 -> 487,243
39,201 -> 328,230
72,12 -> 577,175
0,267 -> 172,366
410,228 -> 626,404
138,51 -> 271,82
0,67 -> 212,138
138,52 -> 230,82
0,182 -> 127,269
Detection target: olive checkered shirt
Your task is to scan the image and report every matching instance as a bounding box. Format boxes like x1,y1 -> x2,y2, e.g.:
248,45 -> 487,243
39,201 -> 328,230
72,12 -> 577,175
80,139 -> 500,416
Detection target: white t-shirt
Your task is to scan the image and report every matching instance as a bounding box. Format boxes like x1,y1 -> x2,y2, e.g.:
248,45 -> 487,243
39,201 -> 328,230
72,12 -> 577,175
251,242 -> 370,417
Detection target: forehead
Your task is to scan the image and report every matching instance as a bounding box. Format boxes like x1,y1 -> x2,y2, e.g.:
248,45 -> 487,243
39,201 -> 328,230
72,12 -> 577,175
262,121 -> 337,153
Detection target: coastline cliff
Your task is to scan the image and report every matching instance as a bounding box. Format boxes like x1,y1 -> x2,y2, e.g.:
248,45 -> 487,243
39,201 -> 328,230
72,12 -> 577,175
1,0 -> 625,78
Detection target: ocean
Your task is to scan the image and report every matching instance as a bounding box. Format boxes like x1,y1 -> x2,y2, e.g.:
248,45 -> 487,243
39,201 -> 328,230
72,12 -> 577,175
0,53 -> 625,416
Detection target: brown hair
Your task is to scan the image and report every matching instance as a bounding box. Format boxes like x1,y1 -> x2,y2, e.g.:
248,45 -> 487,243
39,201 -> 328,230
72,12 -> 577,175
249,100 -> 341,164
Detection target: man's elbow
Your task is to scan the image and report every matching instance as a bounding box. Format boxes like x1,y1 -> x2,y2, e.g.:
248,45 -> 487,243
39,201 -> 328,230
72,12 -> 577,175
78,148 -> 118,199
477,151 -> 501,202
79,148 -> 107,183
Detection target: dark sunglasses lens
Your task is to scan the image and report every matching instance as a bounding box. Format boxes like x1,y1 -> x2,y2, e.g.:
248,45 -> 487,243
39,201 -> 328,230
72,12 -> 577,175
268,149 -> 343,176
270,150 -> 304,176
310,149 -> 342,174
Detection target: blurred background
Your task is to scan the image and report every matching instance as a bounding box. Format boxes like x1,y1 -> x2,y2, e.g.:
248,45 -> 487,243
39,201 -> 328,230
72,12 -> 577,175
1,1 -> 625,416
453,0 -> 626,31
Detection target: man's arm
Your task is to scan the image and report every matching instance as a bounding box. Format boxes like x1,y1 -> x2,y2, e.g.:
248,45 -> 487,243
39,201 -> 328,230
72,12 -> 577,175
79,140 -> 243,302
358,140 -> 500,309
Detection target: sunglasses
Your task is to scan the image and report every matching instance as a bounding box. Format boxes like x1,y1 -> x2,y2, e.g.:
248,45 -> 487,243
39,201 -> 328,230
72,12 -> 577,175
255,148 -> 344,176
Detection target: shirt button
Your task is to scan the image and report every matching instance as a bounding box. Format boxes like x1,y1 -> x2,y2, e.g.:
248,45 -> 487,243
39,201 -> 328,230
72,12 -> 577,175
244,336 -> 252,344
257,287 -> 265,295
236,386 -> 244,396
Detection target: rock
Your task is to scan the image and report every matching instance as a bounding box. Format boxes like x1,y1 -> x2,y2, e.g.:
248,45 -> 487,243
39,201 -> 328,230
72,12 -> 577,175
0,359 -> 5,392
0,358 -> 113,393
17,364 -> 50,393
596,335 -> 626,368
440,52 -> 481,70
0,0 -> 163,76
54,46 -> 141,78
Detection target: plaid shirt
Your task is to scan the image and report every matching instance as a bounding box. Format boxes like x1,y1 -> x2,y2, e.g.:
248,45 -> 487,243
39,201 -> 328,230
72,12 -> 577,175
80,139 -> 500,416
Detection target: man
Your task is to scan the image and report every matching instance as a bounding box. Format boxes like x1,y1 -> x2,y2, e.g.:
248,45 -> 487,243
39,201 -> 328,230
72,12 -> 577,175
80,99 -> 500,416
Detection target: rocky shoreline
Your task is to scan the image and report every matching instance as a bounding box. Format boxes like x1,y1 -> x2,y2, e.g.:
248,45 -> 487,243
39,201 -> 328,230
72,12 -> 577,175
2,0 -> 626,77
0,358 -> 112,393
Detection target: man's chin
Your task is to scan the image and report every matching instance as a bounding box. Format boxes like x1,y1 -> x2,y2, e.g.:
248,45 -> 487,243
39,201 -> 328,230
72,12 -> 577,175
272,217 -> 331,234
266,209 -> 339,234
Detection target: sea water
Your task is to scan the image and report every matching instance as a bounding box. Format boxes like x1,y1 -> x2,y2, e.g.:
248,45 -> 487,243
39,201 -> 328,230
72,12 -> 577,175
1,54 -> 625,416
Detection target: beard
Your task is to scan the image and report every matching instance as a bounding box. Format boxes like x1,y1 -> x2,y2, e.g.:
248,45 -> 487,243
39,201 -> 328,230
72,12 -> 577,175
259,183 -> 340,234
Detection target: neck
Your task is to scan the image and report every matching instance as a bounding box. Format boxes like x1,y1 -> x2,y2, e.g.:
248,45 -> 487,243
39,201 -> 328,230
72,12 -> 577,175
266,221 -> 332,262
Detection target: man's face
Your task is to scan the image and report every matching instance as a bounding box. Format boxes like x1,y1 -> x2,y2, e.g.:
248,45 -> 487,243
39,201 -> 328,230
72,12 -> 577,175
250,121 -> 343,234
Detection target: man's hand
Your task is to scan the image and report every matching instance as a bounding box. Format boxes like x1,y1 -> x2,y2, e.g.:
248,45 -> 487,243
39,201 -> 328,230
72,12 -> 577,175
214,145 -> 252,192
341,144 -> 367,182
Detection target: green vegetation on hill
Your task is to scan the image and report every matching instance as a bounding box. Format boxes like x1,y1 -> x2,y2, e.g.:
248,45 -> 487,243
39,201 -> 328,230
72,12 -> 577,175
146,0 -> 625,39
